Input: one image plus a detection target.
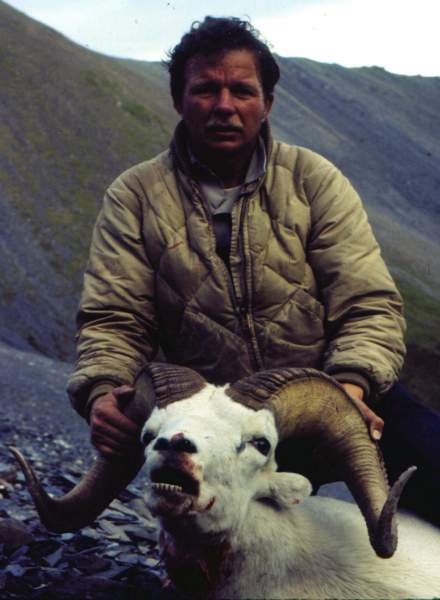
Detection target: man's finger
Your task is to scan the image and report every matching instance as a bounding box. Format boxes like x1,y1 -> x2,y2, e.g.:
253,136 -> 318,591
341,382 -> 384,442
94,442 -> 125,459
92,420 -> 141,446
113,385 -> 136,406
356,404 -> 383,440
369,416 -> 384,441
90,391 -> 144,458
91,395 -> 140,434
92,431 -> 142,455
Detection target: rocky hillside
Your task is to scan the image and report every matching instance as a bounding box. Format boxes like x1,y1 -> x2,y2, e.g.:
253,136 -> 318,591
0,0 -> 175,358
0,0 -> 439,408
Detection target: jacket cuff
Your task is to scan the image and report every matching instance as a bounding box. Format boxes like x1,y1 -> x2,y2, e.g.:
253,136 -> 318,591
329,371 -> 372,404
84,381 -> 118,422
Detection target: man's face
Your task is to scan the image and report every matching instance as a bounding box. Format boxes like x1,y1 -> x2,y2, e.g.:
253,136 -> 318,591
175,49 -> 273,159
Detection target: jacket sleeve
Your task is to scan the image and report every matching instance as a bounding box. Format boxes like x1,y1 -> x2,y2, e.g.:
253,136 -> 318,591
303,154 -> 406,400
67,174 -> 158,417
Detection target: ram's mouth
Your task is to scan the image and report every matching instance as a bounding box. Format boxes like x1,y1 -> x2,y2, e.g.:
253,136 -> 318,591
150,466 -> 199,497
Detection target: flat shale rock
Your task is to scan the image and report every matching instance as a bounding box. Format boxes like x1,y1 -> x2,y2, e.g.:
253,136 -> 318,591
0,518 -> 33,548
0,392 -> 188,600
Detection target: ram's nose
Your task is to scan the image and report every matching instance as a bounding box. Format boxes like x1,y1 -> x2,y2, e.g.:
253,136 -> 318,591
153,432 -> 198,454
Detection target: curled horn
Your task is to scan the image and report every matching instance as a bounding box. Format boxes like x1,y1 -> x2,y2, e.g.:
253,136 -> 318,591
10,363 -> 206,533
146,362 -> 206,408
227,367 -> 415,558
9,446 -> 146,533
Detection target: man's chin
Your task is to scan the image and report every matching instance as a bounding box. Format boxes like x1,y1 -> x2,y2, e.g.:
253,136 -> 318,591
201,140 -> 245,157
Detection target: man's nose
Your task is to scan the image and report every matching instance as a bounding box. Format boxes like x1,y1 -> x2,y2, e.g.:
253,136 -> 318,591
213,88 -> 235,113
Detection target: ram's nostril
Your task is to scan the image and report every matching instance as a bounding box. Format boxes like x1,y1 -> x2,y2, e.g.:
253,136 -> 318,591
153,435 -> 198,453
172,436 -> 198,453
154,437 -> 171,452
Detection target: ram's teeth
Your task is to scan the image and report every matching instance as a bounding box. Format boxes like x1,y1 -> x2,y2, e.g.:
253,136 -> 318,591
152,482 -> 184,493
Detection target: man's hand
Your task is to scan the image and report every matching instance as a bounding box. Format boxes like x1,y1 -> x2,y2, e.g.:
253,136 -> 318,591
341,383 -> 384,441
90,386 -> 143,458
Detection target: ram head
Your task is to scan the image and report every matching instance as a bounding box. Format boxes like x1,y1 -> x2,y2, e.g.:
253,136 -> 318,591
10,364 -> 413,559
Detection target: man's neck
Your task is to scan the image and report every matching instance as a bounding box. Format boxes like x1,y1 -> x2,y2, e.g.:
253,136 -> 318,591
191,146 -> 255,188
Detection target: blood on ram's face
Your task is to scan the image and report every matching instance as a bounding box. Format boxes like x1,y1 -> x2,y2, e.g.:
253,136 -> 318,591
141,385 -> 286,529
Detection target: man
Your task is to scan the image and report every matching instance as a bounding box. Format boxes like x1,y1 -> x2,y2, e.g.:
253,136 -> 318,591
67,17 -> 438,522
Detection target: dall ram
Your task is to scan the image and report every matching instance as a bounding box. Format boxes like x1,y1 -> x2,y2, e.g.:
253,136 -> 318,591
11,364 -> 440,599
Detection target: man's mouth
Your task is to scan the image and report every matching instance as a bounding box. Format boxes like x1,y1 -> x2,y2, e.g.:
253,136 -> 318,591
206,124 -> 242,134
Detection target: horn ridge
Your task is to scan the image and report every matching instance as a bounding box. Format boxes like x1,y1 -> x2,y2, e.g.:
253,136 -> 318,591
226,367 -> 338,410
143,363 -> 206,407
228,367 -> 410,558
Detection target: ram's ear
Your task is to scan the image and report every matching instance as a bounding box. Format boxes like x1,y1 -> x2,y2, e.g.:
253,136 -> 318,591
255,473 -> 312,509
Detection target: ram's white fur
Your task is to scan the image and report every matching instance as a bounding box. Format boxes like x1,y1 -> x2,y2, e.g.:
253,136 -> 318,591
142,384 -> 440,599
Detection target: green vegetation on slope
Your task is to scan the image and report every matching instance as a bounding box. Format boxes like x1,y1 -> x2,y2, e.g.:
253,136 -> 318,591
0,1 -> 174,357
396,280 -> 440,349
0,1 -> 173,283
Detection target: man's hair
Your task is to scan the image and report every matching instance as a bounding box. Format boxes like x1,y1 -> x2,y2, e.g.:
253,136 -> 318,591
167,16 -> 280,105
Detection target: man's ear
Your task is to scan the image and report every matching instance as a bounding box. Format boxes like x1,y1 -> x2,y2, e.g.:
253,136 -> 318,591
255,472 -> 312,509
263,93 -> 274,120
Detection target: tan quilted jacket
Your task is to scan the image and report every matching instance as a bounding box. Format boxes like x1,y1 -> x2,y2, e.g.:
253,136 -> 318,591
68,124 -> 405,417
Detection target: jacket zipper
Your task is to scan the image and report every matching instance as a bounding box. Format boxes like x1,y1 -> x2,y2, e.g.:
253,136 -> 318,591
189,180 -> 241,313
236,195 -> 263,371
189,179 -> 263,372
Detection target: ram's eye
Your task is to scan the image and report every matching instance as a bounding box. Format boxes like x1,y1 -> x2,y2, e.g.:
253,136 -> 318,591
251,437 -> 271,456
141,430 -> 155,446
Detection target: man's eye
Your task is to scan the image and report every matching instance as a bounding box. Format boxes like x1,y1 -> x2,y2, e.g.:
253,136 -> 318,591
191,84 -> 217,95
232,86 -> 254,97
251,437 -> 271,456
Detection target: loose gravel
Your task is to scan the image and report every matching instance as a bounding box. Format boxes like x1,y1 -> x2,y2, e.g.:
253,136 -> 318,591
0,342 -> 187,599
